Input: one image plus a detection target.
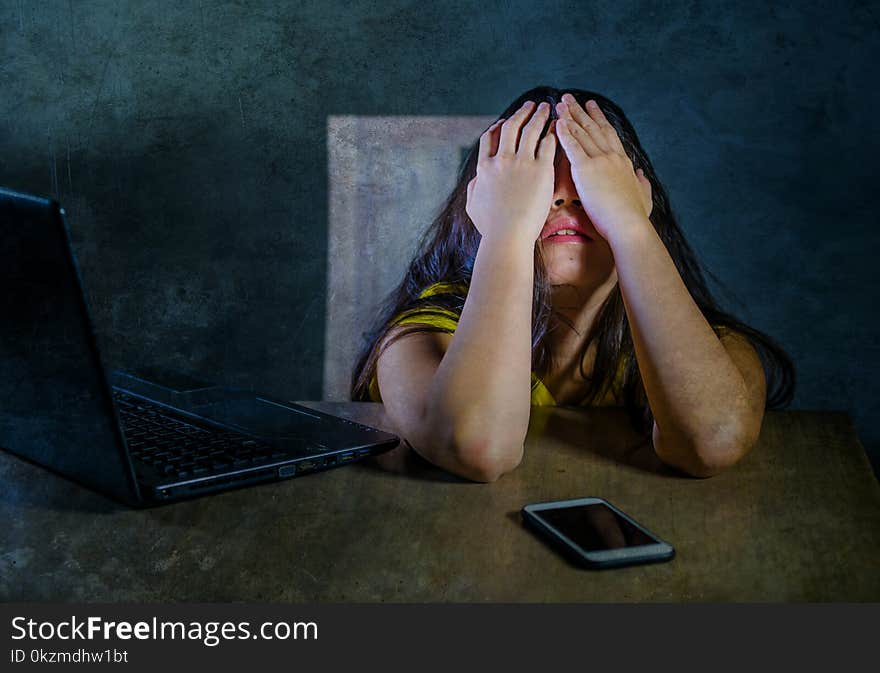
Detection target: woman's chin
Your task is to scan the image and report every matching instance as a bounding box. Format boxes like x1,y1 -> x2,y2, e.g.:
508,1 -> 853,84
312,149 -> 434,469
543,250 -> 614,288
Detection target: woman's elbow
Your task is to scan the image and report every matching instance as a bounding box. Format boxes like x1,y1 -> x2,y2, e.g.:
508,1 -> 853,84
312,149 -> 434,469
397,420 -> 524,482
449,428 -> 525,483
699,420 -> 762,476
681,449 -> 739,478
462,446 -> 524,483
413,408 -> 526,482
656,423 -> 758,478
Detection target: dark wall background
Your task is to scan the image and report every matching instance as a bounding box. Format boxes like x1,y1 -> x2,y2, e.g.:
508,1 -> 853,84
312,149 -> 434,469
2,1 -> 878,473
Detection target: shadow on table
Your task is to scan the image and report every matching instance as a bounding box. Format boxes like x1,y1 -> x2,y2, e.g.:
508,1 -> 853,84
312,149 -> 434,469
503,510 -> 601,571
0,456 -> 127,514
360,442 -> 468,483
529,406 -> 685,477
355,405 -> 692,481
297,401 -> 465,482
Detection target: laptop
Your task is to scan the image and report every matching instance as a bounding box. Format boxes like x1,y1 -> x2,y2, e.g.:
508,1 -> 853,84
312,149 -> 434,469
0,186 -> 399,506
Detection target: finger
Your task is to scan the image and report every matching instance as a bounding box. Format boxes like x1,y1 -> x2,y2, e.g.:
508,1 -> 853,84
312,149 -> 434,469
637,168 -> 653,216
536,121 -> 557,163
556,117 -> 602,159
555,119 -> 591,168
487,119 -> 504,158
478,119 -> 505,163
518,101 -> 550,157
465,176 -> 477,219
558,96 -> 611,154
581,97 -> 627,156
498,100 -> 536,157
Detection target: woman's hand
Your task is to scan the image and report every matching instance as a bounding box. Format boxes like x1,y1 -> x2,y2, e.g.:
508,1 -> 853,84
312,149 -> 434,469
554,93 -> 653,244
466,100 -> 557,245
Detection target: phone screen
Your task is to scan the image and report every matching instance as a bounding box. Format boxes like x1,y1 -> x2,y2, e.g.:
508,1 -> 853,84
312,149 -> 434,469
536,503 -> 657,551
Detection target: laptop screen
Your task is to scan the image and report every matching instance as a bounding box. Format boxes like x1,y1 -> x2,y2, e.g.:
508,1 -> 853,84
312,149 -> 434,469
0,189 -> 141,505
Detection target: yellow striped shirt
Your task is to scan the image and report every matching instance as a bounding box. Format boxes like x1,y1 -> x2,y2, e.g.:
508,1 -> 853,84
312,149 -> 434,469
367,281 -> 627,406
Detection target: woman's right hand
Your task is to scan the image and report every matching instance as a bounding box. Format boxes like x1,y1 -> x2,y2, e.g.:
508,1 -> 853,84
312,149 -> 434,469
465,100 -> 557,245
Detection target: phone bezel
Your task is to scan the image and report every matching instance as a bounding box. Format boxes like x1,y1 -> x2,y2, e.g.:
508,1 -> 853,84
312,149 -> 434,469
521,496 -> 675,569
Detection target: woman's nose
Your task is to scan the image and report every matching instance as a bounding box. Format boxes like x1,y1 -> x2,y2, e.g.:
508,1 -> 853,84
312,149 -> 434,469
552,180 -> 582,208
553,196 -> 582,208
552,151 -> 582,208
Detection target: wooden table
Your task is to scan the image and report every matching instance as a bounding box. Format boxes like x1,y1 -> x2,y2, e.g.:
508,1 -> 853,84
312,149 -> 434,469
2,404 -> 878,602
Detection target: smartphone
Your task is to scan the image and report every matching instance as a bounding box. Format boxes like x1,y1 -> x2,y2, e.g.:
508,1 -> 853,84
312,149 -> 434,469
521,497 -> 675,569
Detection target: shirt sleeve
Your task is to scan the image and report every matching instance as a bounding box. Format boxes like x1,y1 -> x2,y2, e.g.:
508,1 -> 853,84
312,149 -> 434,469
367,283 -> 466,402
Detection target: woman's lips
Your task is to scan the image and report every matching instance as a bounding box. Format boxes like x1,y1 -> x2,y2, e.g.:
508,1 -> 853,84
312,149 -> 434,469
540,216 -> 594,243
542,232 -> 592,244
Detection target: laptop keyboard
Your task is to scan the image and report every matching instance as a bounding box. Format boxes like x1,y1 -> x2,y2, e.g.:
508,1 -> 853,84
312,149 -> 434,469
113,391 -> 288,481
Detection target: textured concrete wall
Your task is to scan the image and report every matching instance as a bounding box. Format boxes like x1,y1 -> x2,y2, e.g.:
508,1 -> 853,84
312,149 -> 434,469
324,114 -> 493,400
1,1 -> 878,470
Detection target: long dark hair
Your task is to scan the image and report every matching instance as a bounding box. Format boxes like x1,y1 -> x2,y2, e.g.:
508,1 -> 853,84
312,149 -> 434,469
350,85 -> 795,433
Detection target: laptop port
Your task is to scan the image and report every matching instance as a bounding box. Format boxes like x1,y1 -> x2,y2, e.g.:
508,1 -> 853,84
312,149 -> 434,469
338,452 -> 355,463
297,459 -> 318,472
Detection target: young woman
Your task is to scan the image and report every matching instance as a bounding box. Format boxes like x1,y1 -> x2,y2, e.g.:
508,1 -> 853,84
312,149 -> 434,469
351,85 -> 795,482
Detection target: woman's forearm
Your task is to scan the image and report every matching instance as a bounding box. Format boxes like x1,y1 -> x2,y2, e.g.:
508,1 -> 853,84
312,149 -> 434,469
423,232 -> 536,480
399,99 -> 554,481
607,217 -> 758,465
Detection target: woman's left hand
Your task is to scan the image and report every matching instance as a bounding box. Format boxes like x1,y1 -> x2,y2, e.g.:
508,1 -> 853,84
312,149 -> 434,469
554,93 -> 653,244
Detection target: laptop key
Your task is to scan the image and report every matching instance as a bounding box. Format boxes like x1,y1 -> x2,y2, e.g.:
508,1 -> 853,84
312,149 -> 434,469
114,390 -> 369,485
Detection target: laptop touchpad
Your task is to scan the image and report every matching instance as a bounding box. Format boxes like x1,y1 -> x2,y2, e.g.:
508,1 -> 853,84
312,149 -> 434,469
191,397 -> 321,439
